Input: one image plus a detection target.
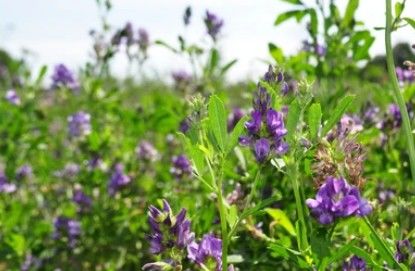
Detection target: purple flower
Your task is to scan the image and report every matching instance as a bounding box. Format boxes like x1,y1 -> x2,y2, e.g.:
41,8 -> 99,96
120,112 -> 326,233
53,216 -> 81,247
188,234 -> 222,271
56,162 -> 80,179
16,164 -> 32,180
147,199 -> 194,255
204,10 -> 224,41
389,104 -> 402,128
306,177 -> 372,225
112,22 -> 134,47
342,255 -> 367,271
336,115 -> 364,138
138,28 -> 150,52
170,155 -> 192,179
172,70 -> 192,85
227,108 -> 244,132
396,66 -> 414,85
108,163 -> 131,196
377,183 -> 395,204
263,65 -> 277,83
254,138 -> 270,163
68,111 -> 91,138
179,117 -> 191,133
51,64 -> 79,91
245,110 -> 262,135
395,239 -> 415,269
0,172 -> 16,193
21,253 -> 42,271
253,87 -> 271,116
266,109 -> 287,137
362,105 -> 380,125
5,89 -> 20,105
136,140 -> 159,162
73,188 -> 92,212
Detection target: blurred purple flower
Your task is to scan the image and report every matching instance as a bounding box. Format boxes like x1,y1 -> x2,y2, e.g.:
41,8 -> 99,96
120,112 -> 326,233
170,155 -> 192,179
51,64 -> 79,91
204,10 -> 224,41
179,117 -> 191,133
108,163 -> 131,196
16,164 -> 33,180
227,108 -> 244,132
395,239 -> 415,268
342,255 -> 367,271
73,188 -> 92,212
0,172 -> 16,193
21,253 -> 42,271
68,111 -> 91,138
172,70 -> 192,86
136,140 -> 159,162
377,183 -> 395,204
138,28 -> 150,52
5,89 -> 21,105
396,66 -> 414,85
53,216 -> 81,247
306,176 -> 372,225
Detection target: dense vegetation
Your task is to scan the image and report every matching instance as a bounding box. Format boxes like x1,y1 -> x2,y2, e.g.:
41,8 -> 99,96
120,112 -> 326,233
1,0 -> 415,270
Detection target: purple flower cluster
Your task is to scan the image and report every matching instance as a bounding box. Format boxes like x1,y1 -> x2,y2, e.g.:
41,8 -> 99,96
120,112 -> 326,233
239,85 -> 288,163
73,188 -> 92,213
51,64 -> 79,91
183,6 -> 192,26
5,89 -> 21,105
306,177 -> 372,225
136,140 -> 159,162
53,216 -> 81,247
170,155 -> 192,179
108,163 -> 131,196
328,115 -> 364,140
342,255 -> 367,271
0,172 -> 16,193
67,111 -> 92,138
188,234 -> 222,271
147,199 -> 194,255
204,10 -> 224,41
396,66 -> 414,85
395,240 -> 415,269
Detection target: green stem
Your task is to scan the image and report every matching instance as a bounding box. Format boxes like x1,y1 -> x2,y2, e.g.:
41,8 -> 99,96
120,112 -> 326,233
288,161 -> 309,252
385,0 -> 415,185
217,173 -> 228,271
227,167 -> 262,240
244,166 -> 263,209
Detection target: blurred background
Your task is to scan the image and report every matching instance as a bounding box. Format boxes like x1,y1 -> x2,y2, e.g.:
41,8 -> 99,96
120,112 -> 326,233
1,0 -> 414,81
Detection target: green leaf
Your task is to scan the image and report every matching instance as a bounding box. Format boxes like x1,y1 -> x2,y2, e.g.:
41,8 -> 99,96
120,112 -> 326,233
274,9 -> 307,26
341,0 -> 359,29
322,95 -> 355,136
269,43 -> 285,64
307,8 -> 318,35
279,0 -> 303,5
220,59 -> 238,76
395,2 -> 403,18
6,233 -> 26,257
154,40 -> 178,53
226,115 -> 248,154
34,65 -> 48,86
227,205 -> 238,228
403,18 -> 415,30
266,208 -> 296,236
208,95 -> 228,152
286,100 -> 301,143
307,103 -> 322,141
207,48 -> 220,75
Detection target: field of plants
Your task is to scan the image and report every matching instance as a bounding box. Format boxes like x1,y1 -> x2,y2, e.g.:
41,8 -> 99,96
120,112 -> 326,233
1,0 -> 415,270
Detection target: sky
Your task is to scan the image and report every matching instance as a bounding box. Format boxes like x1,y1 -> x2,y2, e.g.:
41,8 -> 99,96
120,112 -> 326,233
0,0 -> 414,82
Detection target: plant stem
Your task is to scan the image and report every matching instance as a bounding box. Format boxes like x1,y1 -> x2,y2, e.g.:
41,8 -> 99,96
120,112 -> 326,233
385,0 -> 415,185
244,166 -> 263,209
287,161 -> 309,252
215,158 -> 228,271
